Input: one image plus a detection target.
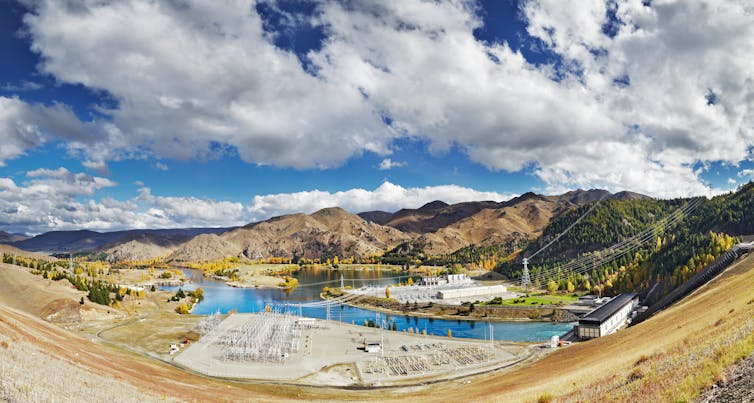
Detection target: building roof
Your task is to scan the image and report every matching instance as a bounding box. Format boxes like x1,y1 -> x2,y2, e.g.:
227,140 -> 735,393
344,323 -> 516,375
579,293 -> 638,325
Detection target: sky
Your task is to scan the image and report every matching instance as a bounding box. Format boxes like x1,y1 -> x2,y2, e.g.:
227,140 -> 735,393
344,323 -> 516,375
1,0 -> 753,235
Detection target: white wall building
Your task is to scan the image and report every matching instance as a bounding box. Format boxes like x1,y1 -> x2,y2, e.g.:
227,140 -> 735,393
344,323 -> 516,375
577,293 -> 639,339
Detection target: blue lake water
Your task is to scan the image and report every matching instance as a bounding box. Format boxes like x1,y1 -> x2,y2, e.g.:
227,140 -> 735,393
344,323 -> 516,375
166,268 -> 574,342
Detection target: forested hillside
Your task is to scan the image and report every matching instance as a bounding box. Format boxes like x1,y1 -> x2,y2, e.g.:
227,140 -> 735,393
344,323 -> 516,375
497,183 -> 754,303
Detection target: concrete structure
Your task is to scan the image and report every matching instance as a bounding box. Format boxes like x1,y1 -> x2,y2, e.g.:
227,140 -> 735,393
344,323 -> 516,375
437,284 -> 507,300
365,342 -> 381,353
577,293 -> 638,339
420,276 -> 442,286
446,273 -> 469,285
577,294 -> 609,307
420,274 -> 471,287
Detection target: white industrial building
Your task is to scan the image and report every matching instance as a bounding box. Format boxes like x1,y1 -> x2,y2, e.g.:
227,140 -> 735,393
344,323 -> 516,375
437,284 -> 507,300
577,293 -> 639,339
419,273 -> 471,286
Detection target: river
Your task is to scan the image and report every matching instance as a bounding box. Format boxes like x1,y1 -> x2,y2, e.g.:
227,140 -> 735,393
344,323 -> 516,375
164,267 -> 574,342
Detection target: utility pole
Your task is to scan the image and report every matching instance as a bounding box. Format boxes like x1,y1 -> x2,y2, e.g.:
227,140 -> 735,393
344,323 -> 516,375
380,319 -> 385,357
522,257 -> 530,289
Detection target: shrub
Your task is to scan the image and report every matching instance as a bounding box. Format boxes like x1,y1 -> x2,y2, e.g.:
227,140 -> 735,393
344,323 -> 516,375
175,303 -> 190,314
627,367 -> 643,382
635,354 -> 650,366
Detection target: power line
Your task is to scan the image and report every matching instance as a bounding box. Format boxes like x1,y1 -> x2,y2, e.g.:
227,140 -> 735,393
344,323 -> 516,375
526,192 -> 611,260
530,197 -> 702,286
525,197 -> 704,286
531,198 -> 699,284
530,197 -> 702,285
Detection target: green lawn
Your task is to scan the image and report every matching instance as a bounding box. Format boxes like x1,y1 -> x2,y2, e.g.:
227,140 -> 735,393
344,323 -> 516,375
489,293 -> 579,306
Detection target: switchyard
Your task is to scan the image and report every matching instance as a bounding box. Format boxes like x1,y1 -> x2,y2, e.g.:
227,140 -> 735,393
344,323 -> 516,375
175,313 -> 524,386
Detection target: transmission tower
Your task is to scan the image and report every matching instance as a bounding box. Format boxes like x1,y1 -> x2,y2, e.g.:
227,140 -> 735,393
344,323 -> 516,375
521,257 -> 531,289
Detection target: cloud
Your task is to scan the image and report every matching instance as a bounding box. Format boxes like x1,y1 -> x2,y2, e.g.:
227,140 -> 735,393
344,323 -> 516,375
135,188 -> 245,228
154,162 -> 168,171
378,158 -> 406,170
728,177 -> 737,185
0,168 -> 246,234
20,0 -> 392,169
738,168 -> 754,178
7,0 -> 754,198
82,160 -> 111,175
0,169 -> 513,234
246,181 -> 513,221
0,96 -> 95,164
1,80 -> 43,91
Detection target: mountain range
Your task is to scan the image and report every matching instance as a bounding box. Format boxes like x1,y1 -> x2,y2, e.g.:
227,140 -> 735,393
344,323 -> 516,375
2,189 -> 649,261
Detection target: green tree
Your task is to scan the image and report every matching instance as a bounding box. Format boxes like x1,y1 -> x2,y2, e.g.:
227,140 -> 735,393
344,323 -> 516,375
547,281 -> 559,293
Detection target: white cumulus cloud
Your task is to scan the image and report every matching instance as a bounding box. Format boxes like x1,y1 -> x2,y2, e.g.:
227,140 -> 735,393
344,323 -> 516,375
0,169 -> 512,234
2,0 -> 752,198
378,158 -> 406,170
246,181 -> 513,221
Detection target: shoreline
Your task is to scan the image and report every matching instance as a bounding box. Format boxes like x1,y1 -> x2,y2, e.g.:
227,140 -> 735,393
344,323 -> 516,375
332,294 -> 574,324
224,280 -> 283,289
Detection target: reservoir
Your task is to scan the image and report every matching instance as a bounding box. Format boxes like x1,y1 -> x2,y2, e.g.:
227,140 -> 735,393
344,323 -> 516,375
168,267 -> 573,342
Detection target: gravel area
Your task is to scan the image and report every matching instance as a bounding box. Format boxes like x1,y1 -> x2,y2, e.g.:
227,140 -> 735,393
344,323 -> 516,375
699,352 -> 754,403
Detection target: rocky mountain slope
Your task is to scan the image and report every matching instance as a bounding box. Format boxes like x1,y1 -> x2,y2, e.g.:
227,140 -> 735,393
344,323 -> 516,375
1,189 -> 649,261
9,228 -> 231,254
169,207 -> 411,261
0,231 -> 28,244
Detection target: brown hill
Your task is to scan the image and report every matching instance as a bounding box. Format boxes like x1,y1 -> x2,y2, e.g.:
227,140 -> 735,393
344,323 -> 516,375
169,207 -> 411,261
0,231 -> 28,244
101,232 -> 196,261
357,210 -> 393,225
103,240 -> 175,261
0,244 -> 54,261
381,200 -> 500,233
419,192 -> 579,254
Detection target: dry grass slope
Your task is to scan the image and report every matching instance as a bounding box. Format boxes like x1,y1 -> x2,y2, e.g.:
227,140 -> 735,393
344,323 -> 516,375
0,250 -> 752,402
0,334 -> 172,402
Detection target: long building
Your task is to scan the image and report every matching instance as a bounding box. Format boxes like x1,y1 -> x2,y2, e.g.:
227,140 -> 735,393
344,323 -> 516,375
437,284 -> 507,300
577,293 -> 638,339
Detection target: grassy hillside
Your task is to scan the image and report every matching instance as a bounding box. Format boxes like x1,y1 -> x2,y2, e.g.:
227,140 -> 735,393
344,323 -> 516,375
2,237 -> 753,401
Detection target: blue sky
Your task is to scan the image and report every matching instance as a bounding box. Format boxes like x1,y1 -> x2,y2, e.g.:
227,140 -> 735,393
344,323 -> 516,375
0,0 -> 752,234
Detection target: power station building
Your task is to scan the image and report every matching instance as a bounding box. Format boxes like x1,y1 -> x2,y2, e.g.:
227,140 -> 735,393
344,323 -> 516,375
577,293 -> 638,339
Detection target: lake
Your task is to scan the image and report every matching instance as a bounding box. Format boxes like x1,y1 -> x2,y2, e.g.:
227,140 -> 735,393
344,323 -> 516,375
165,267 -> 574,342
